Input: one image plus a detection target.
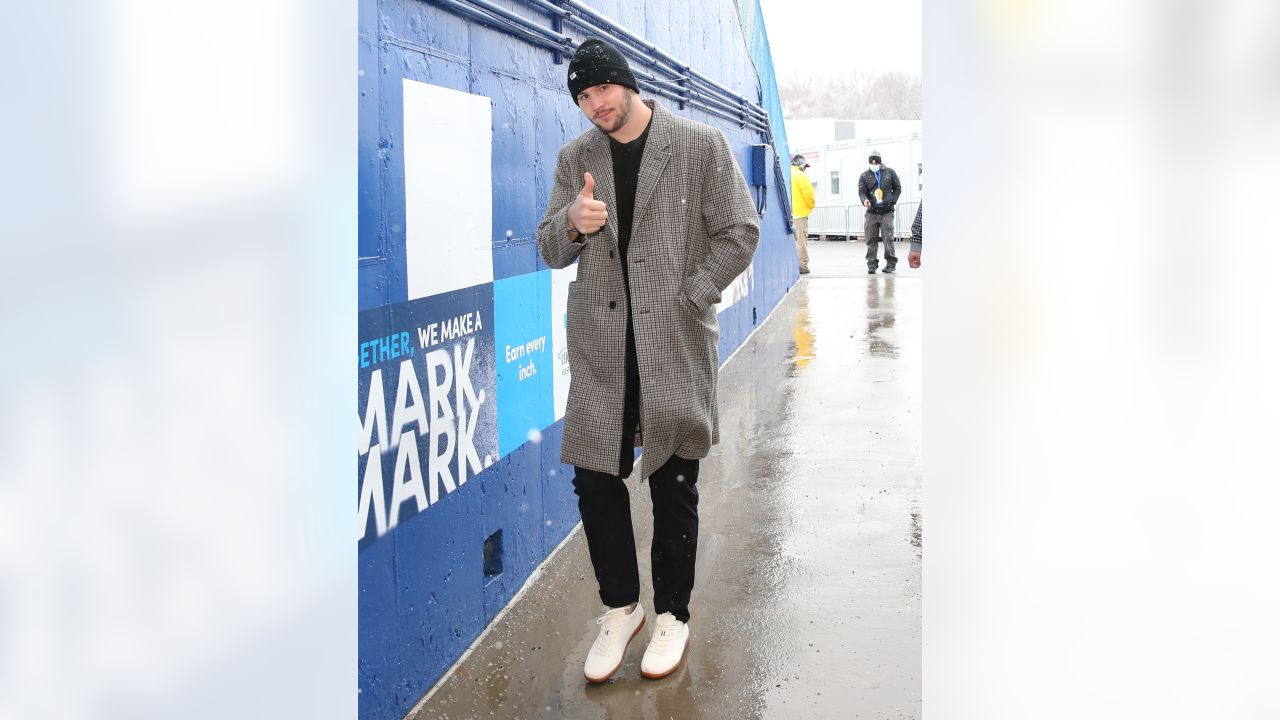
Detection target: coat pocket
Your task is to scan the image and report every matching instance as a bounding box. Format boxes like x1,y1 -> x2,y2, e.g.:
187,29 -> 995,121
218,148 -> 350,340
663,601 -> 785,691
678,286 -> 718,338
678,287 -> 700,318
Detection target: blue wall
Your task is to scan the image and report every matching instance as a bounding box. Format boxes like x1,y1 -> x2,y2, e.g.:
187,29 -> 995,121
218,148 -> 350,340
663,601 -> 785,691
358,1 -> 796,718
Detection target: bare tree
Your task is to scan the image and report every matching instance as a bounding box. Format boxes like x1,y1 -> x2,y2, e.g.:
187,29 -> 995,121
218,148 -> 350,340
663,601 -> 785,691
779,71 -> 921,120
865,71 -> 922,120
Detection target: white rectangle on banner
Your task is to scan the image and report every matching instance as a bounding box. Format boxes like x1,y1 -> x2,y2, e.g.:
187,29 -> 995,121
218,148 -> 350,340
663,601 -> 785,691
550,264 -> 576,421
402,79 -> 494,300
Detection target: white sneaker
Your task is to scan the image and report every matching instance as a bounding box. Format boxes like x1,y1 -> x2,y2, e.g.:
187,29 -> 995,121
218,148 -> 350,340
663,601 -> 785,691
584,604 -> 645,683
640,613 -> 689,679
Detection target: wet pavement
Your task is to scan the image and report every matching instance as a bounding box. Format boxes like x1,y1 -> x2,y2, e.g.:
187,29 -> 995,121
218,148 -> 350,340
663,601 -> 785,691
414,239 -> 921,720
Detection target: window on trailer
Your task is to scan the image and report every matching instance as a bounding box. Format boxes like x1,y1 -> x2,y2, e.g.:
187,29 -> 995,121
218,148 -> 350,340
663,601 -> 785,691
830,171 -> 840,196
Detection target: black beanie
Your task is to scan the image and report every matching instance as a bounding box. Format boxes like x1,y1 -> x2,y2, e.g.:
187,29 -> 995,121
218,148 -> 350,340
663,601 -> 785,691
567,38 -> 639,99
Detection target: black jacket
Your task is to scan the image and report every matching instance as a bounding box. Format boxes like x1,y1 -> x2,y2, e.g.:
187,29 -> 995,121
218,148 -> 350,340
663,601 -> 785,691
857,167 -> 902,215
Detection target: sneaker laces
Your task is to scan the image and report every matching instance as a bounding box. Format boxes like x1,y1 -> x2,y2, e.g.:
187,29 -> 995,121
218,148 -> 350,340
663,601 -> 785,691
592,606 -> 632,654
648,613 -> 683,654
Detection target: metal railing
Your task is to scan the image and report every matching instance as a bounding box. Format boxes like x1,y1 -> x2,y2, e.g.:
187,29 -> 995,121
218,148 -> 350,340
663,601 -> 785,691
804,200 -> 920,242
424,0 -> 771,134
806,205 -> 853,240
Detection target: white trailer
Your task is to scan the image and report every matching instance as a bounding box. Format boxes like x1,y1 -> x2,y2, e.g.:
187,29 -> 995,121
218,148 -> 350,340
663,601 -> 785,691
795,133 -> 923,240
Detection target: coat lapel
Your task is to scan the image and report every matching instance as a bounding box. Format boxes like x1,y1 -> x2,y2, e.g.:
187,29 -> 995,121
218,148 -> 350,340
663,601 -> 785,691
632,100 -> 672,230
581,130 -> 620,244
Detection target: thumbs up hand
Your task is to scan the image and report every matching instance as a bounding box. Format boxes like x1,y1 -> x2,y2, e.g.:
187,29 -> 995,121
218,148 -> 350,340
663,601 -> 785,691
567,172 -> 608,235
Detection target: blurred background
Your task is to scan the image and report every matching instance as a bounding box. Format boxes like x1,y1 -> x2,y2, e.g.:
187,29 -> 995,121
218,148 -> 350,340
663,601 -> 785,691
925,1 -> 1280,718
0,0 -> 1276,718
0,0 -> 354,718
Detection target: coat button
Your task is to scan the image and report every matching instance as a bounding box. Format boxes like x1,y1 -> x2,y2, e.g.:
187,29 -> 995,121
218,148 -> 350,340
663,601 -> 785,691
609,301 -> 617,309
609,250 -> 615,258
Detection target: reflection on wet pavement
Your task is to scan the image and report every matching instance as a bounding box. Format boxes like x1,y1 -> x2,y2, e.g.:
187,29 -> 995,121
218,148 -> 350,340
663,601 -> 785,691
415,241 -> 921,719
866,275 -> 898,358
791,293 -> 815,370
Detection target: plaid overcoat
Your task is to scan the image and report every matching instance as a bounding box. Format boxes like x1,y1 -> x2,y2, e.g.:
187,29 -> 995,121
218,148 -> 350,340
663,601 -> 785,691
536,100 -> 760,480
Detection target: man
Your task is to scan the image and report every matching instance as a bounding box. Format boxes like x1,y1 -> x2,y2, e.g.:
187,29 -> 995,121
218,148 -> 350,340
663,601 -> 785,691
536,38 -> 759,684
857,150 -> 902,274
790,154 -> 815,274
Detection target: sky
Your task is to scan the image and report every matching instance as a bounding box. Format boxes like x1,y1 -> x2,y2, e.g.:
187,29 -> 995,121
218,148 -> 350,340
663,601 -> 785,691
756,0 -> 922,81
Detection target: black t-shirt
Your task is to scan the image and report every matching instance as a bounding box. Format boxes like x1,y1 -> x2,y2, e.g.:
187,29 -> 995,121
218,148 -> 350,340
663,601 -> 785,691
607,118 -> 651,461
608,118 -> 652,263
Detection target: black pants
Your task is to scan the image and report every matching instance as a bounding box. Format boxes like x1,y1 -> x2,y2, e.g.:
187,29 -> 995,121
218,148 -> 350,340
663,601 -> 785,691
572,454 -> 700,623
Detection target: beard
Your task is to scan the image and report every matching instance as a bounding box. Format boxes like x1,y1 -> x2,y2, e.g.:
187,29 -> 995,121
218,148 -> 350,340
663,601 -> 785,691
592,96 -> 632,134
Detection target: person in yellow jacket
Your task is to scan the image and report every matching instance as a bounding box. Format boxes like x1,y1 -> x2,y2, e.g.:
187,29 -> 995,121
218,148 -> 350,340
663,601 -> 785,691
790,154 -> 815,274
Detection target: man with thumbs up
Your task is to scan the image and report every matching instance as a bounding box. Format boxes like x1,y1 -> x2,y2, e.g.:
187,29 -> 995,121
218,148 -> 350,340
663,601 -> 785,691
537,37 -> 760,683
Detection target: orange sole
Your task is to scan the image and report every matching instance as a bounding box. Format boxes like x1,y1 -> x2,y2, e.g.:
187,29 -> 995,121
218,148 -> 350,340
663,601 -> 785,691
584,615 -> 646,683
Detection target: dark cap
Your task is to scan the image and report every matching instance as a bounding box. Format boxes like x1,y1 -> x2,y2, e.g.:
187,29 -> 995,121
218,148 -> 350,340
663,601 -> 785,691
868,150 -> 883,162
567,38 -> 639,99
791,154 -> 810,168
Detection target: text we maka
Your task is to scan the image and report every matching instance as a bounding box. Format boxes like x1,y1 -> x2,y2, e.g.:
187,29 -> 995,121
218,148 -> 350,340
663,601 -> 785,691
358,310 -> 489,543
